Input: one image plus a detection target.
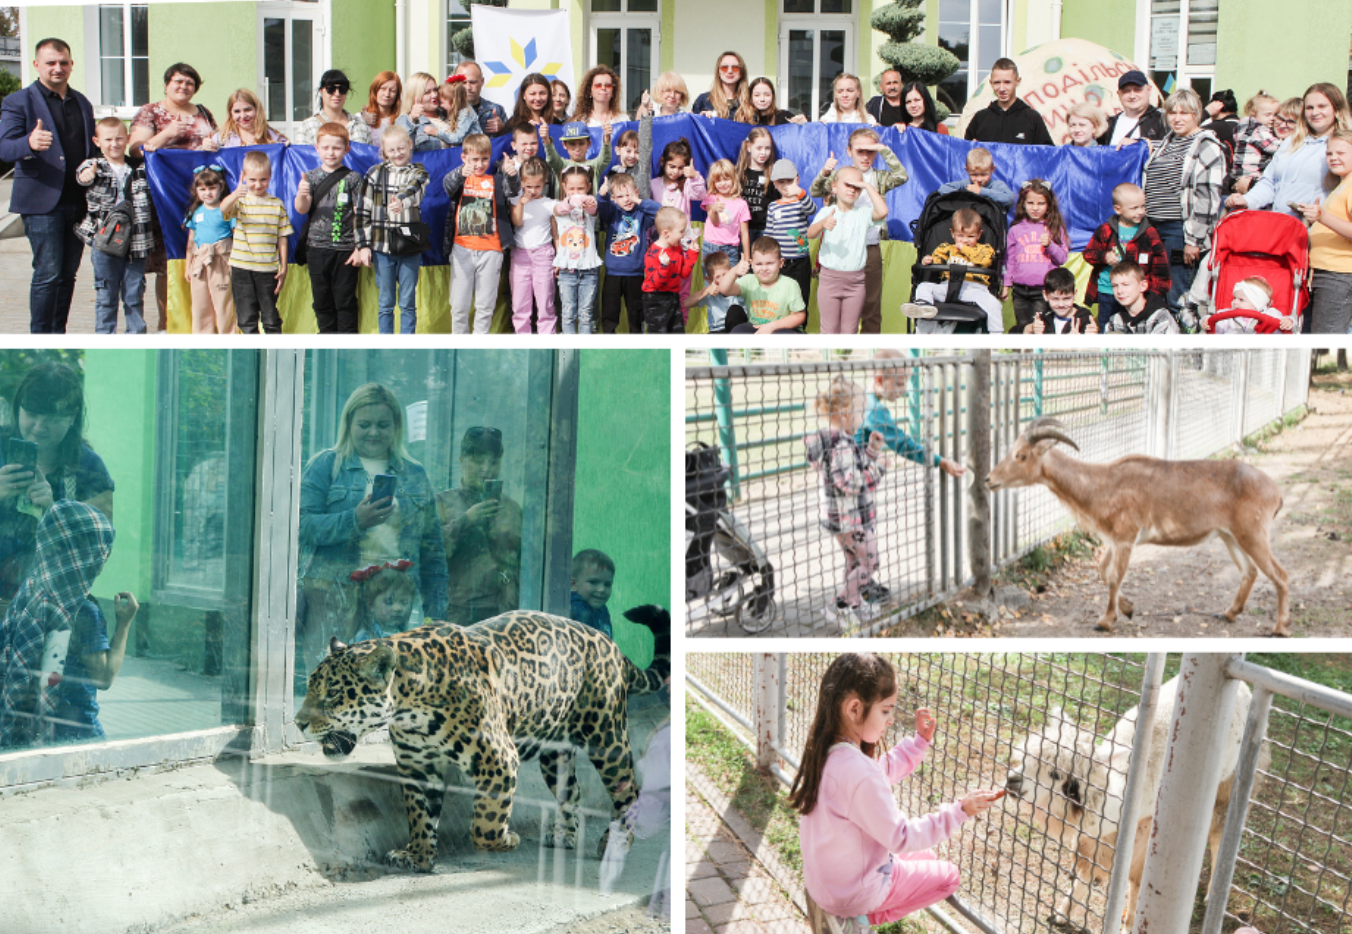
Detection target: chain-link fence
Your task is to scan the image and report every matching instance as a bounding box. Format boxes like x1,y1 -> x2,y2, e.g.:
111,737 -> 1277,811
687,652 -> 1352,934
685,350 -> 1311,637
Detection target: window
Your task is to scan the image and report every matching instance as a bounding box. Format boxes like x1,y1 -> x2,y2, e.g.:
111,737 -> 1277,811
779,0 -> 854,120
936,0 -> 1005,114
445,0 -> 471,76
260,2 -> 321,128
1148,0 -> 1217,99
97,3 -> 148,109
590,1 -> 659,114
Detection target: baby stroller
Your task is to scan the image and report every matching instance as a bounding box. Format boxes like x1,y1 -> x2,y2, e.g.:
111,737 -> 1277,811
905,189 -> 1009,334
685,442 -> 776,633
1200,209 -> 1309,334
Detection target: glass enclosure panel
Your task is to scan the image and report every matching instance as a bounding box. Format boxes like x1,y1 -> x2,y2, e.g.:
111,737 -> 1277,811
295,351 -> 555,689
0,350 -> 258,753
626,28 -> 653,114
786,29 -> 816,118
263,18 -> 286,123
291,20 -> 314,123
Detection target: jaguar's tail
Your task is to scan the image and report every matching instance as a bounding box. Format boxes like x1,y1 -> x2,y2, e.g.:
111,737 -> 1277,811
622,604 -> 671,695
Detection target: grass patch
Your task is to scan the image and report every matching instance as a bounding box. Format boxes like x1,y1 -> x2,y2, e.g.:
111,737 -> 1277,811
997,529 -> 1099,592
1243,404 -> 1309,449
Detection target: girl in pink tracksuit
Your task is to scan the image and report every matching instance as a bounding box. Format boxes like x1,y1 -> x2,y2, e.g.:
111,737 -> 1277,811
788,654 -> 1003,934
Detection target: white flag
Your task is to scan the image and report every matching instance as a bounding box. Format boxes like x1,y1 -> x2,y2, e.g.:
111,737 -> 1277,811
469,7 -> 574,115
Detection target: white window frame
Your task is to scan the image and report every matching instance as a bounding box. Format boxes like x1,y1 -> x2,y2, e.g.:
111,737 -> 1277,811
445,0 -> 472,78
777,14 -> 856,120
82,2 -> 149,119
934,0 -> 1009,110
256,0 -> 330,139
588,4 -> 661,114
1141,0 -> 1217,92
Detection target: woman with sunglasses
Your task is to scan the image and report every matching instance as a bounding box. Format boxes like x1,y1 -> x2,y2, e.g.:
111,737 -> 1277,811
294,69 -> 374,146
693,51 -> 753,123
437,426 -> 522,627
575,65 -> 628,128
0,363 -> 114,601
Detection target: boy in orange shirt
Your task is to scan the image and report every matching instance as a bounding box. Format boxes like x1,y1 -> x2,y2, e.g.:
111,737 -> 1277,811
442,134 -> 514,334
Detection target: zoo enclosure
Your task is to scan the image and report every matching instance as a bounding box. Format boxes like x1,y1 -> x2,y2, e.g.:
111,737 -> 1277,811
685,349 -> 1312,636
686,652 -> 1352,934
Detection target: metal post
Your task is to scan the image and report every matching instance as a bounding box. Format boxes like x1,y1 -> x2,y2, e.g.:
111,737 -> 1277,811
1033,348 -> 1044,418
939,364 -> 951,593
1233,352 -> 1250,447
1275,349 -> 1289,417
1166,352 -> 1180,460
908,347 -> 923,440
968,351 -> 992,597
1133,653 -> 1245,934
710,348 -> 741,500
1102,654 -> 1168,931
923,365 -> 936,599
754,653 -> 782,771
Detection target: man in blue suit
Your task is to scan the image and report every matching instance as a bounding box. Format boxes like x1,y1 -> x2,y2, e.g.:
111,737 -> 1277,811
0,38 -> 97,333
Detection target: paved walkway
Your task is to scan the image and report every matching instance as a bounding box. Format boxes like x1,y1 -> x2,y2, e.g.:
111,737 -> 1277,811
686,769 -> 811,934
0,236 -> 133,334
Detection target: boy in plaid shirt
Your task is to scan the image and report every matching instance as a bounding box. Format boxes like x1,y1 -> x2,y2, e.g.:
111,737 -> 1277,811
1082,183 -> 1170,328
641,207 -> 698,334
221,150 -> 293,334
74,117 -> 154,334
354,126 -> 431,334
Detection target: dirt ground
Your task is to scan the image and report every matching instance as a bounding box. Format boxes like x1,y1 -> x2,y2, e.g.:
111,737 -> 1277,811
998,376 -> 1352,638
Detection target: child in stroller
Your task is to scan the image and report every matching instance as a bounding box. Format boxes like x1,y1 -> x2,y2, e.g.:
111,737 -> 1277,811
901,190 -> 1009,334
1191,208 -> 1308,333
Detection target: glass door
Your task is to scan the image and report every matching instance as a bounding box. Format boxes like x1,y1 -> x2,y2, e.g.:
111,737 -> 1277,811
259,1 -> 325,136
591,21 -> 658,114
779,23 -> 851,120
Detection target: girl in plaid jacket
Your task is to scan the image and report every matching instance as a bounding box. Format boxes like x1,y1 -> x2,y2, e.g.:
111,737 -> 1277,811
804,377 -> 891,633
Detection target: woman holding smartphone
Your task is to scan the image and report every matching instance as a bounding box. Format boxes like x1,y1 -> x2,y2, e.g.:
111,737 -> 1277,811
0,364 -> 115,600
297,383 -> 446,680
436,426 -> 522,627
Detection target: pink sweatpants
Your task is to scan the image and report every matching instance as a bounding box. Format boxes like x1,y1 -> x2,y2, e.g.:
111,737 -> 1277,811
817,267 -> 867,334
866,851 -> 961,925
510,243 -> 558,334
835,527 -> 878,607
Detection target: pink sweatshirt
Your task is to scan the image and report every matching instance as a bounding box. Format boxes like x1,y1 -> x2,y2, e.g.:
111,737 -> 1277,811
1004,219 -> 1070,287
652,174 -> 707,216
800,736 -> 970,918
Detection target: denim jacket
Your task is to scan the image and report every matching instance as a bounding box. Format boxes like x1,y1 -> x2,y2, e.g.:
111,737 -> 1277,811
299,448 -> 448,618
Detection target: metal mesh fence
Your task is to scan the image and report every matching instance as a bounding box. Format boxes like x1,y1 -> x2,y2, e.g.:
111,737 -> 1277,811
685,350 -> 1310,638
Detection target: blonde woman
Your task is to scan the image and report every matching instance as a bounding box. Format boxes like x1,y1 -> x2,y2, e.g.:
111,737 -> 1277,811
693,51 -> 753,123
819,73 -> 876,125
212,89 -> 288,148
1064,101 -> 1106,147
1228,82 -> 1352,217
638,71 -> 690,117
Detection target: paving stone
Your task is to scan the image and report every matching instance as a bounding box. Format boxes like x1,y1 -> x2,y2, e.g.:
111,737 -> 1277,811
731,876 -> 778,905
703,899 -> 756,927
689,875 -> 738,907
687,899 -> 704,919
719,859 -> 753,879
686,860 -> 720,880
706,840 -> 745,863
721,920 -> 769,934
686,918 -> 715,934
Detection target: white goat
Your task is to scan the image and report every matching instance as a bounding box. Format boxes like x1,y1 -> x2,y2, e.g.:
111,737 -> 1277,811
1005,675 -> 1262,932
986,417 -> 1290,634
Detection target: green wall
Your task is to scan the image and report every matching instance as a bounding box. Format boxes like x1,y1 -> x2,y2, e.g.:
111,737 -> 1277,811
1058,0 -> 1137,57
573,350 -> 670,667
1214,0 -> 1352,99
331,0 -> 395,100
22,8 -> 86,88
147,3 -> 256,115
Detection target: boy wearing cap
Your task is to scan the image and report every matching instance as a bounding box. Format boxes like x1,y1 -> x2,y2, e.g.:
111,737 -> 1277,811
1099,71 -> 1167,148
764,159 -> 816,314
540,120 -> 613,195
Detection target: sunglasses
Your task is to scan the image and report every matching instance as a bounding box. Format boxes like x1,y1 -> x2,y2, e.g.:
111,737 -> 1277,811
323,83 -> 350,95
593,82 -> 614,90
1275,116 -> 1298,127
719,64 -> 741,73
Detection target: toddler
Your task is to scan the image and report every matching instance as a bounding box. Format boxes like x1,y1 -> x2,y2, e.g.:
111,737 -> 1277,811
552,166 -> 602,333
397,74 -> 479,151
736,127 -> 778,241
1231,93 -> 1281,196
808,167 -> 888,334
221,151 -> 292,334
569,548 -> 615,638
348,560 -> 417,643
354,125 -> 430,334
687,252 -> 732,331
443,133 -> 513,334
700,159 -> 752,327
1082,182 -> 1170,328
542,120 -> 613,195
903,207 -> 1003,334
74,117 -> 153,335
1003,179 -> 1069,333
642,206 -> 698,333
294,121 -> 361,334
810,129 -> 909,334
1105,261 -> 1180,334
1209,276 -> 1293,333
1024,268 -> 1098,334
718,237 -> 806,334
803,377 -> 891,632
765,159 -> 816,315
509,157 -> 559,335
182,163 -> 237,334
599,113 -> 651,198
937,148 -> 1014,211
599,172 -> 662,334
789,654 -> 1002,934
652,137 -> 707,316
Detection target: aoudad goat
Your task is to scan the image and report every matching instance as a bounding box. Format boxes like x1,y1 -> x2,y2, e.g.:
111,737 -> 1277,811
986,417 -> 1290,635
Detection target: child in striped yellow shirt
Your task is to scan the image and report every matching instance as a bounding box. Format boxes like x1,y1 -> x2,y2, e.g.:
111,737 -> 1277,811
221,151 -> 294,334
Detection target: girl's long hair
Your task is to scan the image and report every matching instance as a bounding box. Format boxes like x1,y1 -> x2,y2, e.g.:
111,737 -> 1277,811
707,159 -> 742,198
787,654 -> 898,816
659,136 -> 694,176
219,88 -> 282,144
1290,82 -> 1352,149
575,65 -> 622,124
183,165 -> 228,225
364,71 -> 403,127
899,80 -> 939,132
748,77 -> 786,124
829,73 -> 867,122
321,383 -> 413,476
708,51 -> 753,124
510,73 -> 554,127
439,77 -> 471,121
551,79 -> 572,120
1014,179 -> 1066,252
735,127 -> 776,198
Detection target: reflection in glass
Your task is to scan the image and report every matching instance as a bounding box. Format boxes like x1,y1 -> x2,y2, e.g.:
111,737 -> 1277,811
99,7 -> 125,108
292,20 -> 314,124
263,18 -> 285,122
818,30 -> 845,119
626,29 -> 653,114
787,30 -> 815,119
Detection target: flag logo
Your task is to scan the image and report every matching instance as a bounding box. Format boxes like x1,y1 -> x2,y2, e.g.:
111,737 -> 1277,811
483,38 -> 563,89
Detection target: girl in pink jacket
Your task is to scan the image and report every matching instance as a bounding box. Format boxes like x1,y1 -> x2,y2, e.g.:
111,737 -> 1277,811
1002,179 -> 1070,333
788,654 -> 1003,934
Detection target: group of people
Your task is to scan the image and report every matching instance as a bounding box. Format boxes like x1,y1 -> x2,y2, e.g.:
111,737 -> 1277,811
5,38 -> 1352,334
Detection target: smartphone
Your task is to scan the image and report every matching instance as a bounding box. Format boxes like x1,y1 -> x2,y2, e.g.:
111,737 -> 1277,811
1288,202 -> 1304,213
484,479 -> 504,501
371,473 -> 396,504
5,438 -> 37,471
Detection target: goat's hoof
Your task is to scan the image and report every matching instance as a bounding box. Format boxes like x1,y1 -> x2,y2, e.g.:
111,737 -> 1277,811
1268,626 -> 1291,638
1094,621 -> 1115,633
1120,597 -> 1134,618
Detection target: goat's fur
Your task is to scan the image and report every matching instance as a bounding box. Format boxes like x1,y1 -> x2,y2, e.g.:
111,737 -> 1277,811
1005,676 -> 1266,931
986,418 -> 1290,634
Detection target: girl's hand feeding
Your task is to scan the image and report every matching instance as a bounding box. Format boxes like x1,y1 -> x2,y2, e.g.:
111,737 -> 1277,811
960,789 -> 1005,817
915,707 -> 936,741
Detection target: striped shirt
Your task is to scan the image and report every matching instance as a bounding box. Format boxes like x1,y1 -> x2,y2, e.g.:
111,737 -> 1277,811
1144,136 -> 1189,221
764,190 -> 816,259
229,196 -> 294,271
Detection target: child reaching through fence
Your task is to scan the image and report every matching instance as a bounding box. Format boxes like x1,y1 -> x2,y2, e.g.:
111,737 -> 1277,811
788,653 -> 1004,934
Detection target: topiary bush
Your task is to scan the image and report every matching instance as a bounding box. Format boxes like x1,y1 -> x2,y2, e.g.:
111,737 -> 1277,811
451,0 -> 509,61
870,0 -> 959,116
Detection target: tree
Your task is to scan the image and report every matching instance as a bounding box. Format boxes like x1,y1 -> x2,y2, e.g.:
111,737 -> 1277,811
450,0 -> 509,62
870,0 -> 959,113
0,8 -> 17,37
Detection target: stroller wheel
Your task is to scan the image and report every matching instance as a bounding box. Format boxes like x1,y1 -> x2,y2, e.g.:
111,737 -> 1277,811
737,585 -> 777,634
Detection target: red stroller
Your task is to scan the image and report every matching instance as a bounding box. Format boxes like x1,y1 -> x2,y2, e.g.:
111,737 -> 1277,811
1202,210 -> 1309,334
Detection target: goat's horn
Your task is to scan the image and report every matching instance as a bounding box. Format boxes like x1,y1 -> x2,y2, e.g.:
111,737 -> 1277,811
1023,418 -> 1080,451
